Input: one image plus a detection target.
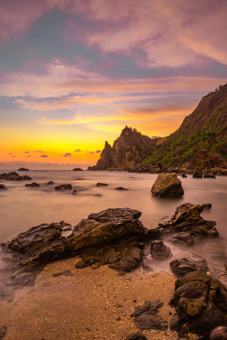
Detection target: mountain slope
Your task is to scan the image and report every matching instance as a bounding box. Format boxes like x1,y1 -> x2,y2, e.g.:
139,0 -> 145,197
144,84 -> 227,169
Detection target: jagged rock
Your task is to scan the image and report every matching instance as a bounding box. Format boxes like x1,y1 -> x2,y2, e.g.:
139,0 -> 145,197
115,187 -> 128,190
96,182 -> 108,187
157,203 -> 218,241
18,168 -> 29,171
55,184 -> 72,190
73,168 -> 83,171
151,173 -> 184,198
170,271 -> 227,337
25,182 -> 40,187
0,172 -> 31,181
0,184 -> 6,190
133,300 -> 167,331
170,254 -> 209,278
125,331 -> 147,340
150,240 -> 172,260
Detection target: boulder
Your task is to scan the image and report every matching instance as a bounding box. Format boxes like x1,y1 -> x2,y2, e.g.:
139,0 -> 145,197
150,240 -> 172,260
125,331 -> 147,340
25,182 -> 40,187
182,174 -> 187,178
55,184 -> 72,190
73,168 -> 83,171
18,168 -> 29,171
0,184 -> 6,190
47,181 -> 54,185
115,187 -> 128,190
170,254 -> 209,278
170,271 -> 227,337
193,169 -> 202,178
170,232 -> 194,246
204,174 -> 216,178
210,326 -> 227,340
151,173 -> 184,198
157,203 -> 218,242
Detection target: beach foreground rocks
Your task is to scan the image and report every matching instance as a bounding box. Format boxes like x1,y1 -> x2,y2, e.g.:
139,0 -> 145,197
151,173 -> 184,198
170,271 -> 227,337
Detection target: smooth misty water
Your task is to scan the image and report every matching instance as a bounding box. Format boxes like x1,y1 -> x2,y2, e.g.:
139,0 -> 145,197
0,170 -> 226,244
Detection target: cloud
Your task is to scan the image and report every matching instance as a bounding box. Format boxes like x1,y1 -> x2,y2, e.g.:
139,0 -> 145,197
89,151 -> 94,154
12,156 -> 16,157
62,152 -> 72,157
96,150 -> 101,153
24,151 -> 29,153
9,152 -> 12,155
32,150 -> 43,153
74,149 -> 81,152
40,155 -> 48,157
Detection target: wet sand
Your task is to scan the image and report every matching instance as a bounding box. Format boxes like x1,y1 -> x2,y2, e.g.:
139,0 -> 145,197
0,258 -> 198,340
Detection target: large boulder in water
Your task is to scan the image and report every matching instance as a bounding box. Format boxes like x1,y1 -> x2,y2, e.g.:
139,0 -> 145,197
151,173 -> 184,198
170,254 -> 209,278
170,271 -> 227,337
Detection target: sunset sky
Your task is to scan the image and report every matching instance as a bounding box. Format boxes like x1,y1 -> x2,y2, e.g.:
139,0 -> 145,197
1,0 -> 227,169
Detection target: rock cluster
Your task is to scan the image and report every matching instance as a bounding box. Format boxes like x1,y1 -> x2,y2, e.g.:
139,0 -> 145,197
170,271 -> 227,337
0,172 -> 31,181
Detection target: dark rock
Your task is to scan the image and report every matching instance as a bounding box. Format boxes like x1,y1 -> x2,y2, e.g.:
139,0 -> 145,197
204,174 -> 216,178
169,314 -> 183,332
170,232 -> 194,246
55,184 -> 72,190
193,169 -> 203,178
18,168 -> 29,171
157,203 -> 218,241
170,271 -> 227,337
150,240 -> 172,260
47,181 -> 54,184
117,247 -> 143,272
133,300 -> 168,331
72,189 -> 77,194
0,172 -> 32,181
73,168 -> 83,171
115,187 -> 128,190
88,207 -> 142,222
25,182 -> 40,187
151,173 -> 184,198
210,264 -> 227,287
0,184 -> 6,190
96,183 -> 108,187
0,326 -> 7,339
125,331 -> 147,340
182,174 -> 187,178
170,254 -> 209,278
210,326 -> 227,340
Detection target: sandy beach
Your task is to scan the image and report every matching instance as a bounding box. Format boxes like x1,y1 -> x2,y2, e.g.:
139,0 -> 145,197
0,257 -> 198,340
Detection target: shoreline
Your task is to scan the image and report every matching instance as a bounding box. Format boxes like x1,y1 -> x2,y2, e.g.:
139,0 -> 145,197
0,258 -> 198,340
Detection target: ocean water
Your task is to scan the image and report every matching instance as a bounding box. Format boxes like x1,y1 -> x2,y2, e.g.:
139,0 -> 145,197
0,170 -> 226,244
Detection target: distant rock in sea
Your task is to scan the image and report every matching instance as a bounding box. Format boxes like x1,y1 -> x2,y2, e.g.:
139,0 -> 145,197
18,168 -> 29,171
151,173 -> 184,198
73,168 -> 83,171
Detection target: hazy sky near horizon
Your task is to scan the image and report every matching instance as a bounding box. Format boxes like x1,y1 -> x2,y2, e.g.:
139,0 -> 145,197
1,0 -> 227,169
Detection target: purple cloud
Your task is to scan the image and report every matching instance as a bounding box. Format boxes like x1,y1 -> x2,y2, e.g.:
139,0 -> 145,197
40,155 -> 48,157
24,151 -> 29,153
96,150 -> 101,153
74,149 -> 81,152
62,153 -> 72,157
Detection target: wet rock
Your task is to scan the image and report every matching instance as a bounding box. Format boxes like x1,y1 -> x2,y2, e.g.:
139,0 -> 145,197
182,174 -> 187,178
0,326 -> 7,339
18,168 -> 29,171
170,254 -> 209,278
117,247 -> 143,272
169,314 -> 183,332
170,271 -> 227,337
134,300 -> 163,317
125,331 -> 147,340
96,182 -> 108,186
0,184 -> 6,190
157,203 -> 218,241
25,182 -> 40,187
204,174 -> 216,178
47,181 -> 54,184
55,184 -> 72,190
150,240 -> 172,260
115,187 -> 128,190
210,326 -> 227,340
151,173 -> 184,198
73,168 -> 83,171
193,169 -> 202,178
0,172 -> 32,181
210,264 -> 227,287
170,232 -> 194,246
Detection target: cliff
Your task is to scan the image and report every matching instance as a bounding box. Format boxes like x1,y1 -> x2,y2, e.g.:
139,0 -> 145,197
89,127 -> 160,170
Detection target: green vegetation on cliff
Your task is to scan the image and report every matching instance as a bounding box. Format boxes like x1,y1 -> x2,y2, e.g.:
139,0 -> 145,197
144,84 -> 227,169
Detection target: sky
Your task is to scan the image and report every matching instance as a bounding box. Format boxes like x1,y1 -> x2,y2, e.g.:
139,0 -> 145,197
0,0 -> 227,169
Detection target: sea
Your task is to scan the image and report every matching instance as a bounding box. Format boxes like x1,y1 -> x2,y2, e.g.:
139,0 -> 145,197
0,170 -> 227,273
